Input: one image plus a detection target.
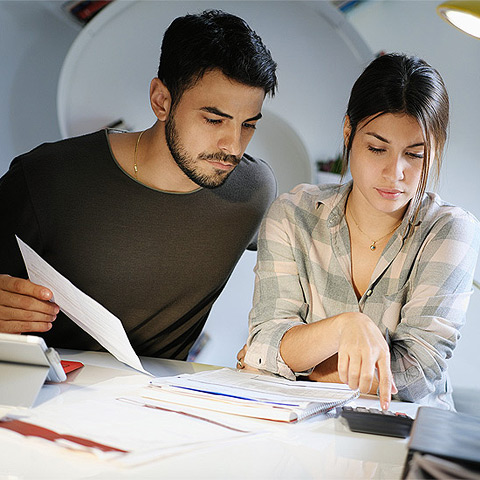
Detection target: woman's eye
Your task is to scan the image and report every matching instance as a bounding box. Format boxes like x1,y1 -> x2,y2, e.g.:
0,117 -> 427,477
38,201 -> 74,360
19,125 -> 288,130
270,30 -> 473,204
368,146 -> 385,154
242,122 -> 256,130
406,152 -> 424,159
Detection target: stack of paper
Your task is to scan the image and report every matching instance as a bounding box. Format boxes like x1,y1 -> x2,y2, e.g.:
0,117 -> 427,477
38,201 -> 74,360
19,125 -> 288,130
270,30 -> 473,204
133,368 -> 358,423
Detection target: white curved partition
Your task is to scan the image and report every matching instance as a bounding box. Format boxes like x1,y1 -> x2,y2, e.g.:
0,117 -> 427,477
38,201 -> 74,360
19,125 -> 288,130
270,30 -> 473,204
56,0 -> 372,367
57,0 -> 371,194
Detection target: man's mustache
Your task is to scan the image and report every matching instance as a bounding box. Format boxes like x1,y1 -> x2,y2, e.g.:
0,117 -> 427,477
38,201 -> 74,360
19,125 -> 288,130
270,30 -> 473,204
198,152 -> 241,165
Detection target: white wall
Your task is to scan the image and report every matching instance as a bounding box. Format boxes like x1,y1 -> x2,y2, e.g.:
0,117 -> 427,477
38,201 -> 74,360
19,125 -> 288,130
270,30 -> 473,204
1,0 -> 478,394
346,1 -> 480,392
0,1 -> 79,172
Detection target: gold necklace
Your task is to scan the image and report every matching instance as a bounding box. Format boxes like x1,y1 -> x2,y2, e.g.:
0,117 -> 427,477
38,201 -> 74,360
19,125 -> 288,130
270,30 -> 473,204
133,130 -> 146,179
347,205 -> 401,251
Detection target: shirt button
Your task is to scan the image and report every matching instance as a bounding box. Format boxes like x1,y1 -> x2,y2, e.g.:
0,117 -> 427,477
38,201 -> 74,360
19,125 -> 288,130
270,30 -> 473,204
366,289 -> 373,297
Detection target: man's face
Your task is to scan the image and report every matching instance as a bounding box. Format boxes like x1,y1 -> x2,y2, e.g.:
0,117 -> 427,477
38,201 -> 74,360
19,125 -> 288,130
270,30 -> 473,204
165,70 -> 265,189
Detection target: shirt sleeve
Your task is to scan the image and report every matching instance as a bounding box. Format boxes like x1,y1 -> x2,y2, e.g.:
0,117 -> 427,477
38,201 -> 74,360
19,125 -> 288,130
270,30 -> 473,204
388,210 -> 480,403
0,157 -> 41,277
245,157 -> 278,252
244,195 -> 312,380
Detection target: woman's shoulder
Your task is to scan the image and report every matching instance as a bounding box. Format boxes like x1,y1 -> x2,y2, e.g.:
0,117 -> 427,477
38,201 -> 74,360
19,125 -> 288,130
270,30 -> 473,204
274,182 -> 349,211
420,192 -> 480,242
423,192 -> 479,224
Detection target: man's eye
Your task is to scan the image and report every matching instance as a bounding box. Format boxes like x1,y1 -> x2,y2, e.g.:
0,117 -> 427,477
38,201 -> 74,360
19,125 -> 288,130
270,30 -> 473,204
204,118 -> 222,125
242,122 -> 256,130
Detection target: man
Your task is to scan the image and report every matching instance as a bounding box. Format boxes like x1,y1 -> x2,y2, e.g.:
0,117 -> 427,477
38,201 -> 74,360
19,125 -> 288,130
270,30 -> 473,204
0,10 -> 277,359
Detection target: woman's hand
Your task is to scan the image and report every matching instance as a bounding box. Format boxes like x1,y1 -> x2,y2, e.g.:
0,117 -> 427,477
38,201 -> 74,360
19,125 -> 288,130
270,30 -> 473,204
337,312 -> 397,410
0,274 -> 59,334
308,354 -> 342,383
236,344 -> 260,373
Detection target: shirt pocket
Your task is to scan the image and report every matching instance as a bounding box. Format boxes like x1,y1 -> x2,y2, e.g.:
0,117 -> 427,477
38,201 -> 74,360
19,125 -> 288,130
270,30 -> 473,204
381,281 -> 411,333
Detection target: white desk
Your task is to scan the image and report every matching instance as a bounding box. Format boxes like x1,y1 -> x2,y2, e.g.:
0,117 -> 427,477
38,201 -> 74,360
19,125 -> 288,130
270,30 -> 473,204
0,350 -> 419,479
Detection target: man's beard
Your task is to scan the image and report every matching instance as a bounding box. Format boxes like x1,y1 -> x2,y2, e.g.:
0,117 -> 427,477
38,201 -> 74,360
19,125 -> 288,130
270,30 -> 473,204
165,115 -> 240,189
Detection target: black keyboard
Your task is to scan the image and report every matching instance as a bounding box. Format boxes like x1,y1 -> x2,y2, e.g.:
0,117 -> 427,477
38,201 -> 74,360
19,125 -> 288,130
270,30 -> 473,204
339,406 -> 414,438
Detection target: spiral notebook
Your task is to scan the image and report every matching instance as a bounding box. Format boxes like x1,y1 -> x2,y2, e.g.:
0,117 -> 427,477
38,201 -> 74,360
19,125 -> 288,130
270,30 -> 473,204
139,368 -> 358,423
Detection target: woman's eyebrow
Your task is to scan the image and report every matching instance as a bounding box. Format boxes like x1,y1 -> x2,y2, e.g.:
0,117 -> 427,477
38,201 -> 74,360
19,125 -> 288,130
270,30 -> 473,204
366,132 -> 424,148
366,132 -> 389,143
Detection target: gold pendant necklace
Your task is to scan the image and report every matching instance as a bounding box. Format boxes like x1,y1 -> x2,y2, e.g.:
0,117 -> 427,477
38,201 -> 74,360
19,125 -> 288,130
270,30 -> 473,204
347,205 -> 401,251
133,130 -> 146,179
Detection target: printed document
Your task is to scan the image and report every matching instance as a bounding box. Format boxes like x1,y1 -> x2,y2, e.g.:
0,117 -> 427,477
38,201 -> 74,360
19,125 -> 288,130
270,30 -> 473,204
141,368 -> 358,422
16,236 -> 150,375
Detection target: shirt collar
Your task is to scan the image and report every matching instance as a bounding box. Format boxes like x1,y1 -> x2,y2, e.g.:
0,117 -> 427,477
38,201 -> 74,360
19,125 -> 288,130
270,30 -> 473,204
314,180 -> 431,239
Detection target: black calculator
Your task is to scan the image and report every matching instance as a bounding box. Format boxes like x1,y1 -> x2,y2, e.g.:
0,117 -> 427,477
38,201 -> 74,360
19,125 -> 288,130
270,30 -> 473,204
339,406 -> 414,438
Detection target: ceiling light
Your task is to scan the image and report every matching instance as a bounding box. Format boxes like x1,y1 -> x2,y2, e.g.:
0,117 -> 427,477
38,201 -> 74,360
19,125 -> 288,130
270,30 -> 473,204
437,1 -> 480,39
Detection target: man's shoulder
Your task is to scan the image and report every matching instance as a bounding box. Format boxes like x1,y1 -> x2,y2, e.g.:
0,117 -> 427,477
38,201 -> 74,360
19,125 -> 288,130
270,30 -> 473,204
227,152 -> 277,198
12,130 -> 106,171
240,153 -> 276,182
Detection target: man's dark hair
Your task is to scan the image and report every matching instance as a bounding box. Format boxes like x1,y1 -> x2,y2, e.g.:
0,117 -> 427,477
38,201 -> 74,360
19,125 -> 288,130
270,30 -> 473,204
157,9 -> 277,108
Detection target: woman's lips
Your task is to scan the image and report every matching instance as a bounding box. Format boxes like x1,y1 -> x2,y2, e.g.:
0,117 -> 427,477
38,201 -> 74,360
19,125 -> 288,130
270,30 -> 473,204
376,187 -> 403,199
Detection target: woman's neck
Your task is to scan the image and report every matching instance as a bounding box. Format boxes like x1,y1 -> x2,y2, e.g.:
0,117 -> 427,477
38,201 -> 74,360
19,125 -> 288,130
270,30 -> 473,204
346,189 -> 405,240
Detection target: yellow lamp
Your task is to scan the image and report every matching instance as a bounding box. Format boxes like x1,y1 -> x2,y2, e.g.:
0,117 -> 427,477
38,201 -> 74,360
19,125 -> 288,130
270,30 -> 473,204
437,1 -> 480,39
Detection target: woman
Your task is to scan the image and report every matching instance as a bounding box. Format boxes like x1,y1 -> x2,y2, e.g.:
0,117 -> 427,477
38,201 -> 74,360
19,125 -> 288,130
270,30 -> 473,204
241,54 -> 480,410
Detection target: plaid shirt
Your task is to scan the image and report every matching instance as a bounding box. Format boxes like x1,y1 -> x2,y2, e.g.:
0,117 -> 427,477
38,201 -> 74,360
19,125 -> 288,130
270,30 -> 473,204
245,182 -> 480,408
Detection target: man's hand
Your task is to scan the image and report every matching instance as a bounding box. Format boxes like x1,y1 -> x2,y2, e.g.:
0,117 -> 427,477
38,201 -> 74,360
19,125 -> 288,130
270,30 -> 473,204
0,275 -> 59,334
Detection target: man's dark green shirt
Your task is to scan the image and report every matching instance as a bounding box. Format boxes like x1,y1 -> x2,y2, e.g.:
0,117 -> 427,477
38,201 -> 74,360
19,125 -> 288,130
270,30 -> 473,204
0,130 -> 276,359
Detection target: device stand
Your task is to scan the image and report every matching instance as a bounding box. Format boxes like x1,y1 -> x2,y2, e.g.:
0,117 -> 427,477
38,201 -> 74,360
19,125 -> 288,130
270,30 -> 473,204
0,362 -> 49,408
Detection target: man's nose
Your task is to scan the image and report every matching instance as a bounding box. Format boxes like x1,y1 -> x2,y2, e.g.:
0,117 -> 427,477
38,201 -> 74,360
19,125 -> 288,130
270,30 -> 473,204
218,125 -> 243,157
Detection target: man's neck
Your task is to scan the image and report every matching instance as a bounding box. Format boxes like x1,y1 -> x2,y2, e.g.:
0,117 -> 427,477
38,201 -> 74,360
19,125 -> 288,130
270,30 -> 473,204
108,124 -> 200,193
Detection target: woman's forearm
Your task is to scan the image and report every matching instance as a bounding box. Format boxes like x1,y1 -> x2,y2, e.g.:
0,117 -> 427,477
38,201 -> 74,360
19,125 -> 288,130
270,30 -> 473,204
279,314 -> 345,372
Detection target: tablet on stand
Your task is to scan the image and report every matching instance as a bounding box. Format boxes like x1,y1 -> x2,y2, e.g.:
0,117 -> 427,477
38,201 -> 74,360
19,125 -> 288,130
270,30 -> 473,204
0,333 -> 66,408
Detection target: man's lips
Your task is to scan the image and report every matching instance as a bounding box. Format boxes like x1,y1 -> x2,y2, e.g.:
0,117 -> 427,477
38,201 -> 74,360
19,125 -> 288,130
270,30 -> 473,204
200,153 -> 239,171
207,160 -> 235,170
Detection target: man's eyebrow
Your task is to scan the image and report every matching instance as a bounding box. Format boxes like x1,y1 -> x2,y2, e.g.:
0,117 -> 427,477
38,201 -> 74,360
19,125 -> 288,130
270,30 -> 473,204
201,107 -> 232,119
200,107 -> 262,122
246,112 -> 263,122
366,132 -> 424,148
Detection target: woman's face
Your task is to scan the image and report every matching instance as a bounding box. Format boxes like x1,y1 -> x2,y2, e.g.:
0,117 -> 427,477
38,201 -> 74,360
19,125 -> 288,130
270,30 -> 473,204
346,113 -> 428,217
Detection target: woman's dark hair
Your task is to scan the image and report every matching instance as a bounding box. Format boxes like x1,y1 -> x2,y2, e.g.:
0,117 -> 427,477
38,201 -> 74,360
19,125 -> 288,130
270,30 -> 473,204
157,9 -> 277,109
342,53 -> 449,226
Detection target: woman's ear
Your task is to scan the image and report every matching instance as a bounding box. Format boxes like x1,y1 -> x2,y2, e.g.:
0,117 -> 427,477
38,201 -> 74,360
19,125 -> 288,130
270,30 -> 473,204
150,78 -> 172,122
343,116 -> 352,148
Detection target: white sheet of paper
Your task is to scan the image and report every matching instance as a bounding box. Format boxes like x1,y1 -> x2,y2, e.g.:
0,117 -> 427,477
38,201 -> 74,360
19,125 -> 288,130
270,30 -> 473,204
16,236 -> 150,375
13,376 -> 255,466
152,368 -> 356,403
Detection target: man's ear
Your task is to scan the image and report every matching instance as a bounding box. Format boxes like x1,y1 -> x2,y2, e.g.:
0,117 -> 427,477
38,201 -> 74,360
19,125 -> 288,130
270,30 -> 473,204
343,115 -> 352,148
150,78 -> 172,121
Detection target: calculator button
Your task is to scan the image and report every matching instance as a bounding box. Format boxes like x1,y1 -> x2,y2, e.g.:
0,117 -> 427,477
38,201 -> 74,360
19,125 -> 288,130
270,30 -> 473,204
339,406 -> 414,438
